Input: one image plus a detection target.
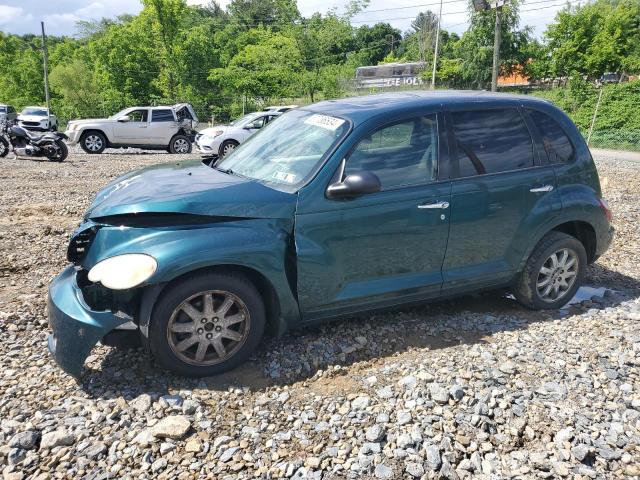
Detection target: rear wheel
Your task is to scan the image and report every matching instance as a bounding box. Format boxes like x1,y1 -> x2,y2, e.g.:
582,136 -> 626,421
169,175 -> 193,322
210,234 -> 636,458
47,140 -> 68,162
80,131 -> 106,154
149,272 -> 265,376
169,134 -> 192,154
513,231 -> 587,310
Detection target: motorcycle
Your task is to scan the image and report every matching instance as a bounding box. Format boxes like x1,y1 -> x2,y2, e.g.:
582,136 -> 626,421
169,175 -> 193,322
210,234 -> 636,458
0,120 -> 68,162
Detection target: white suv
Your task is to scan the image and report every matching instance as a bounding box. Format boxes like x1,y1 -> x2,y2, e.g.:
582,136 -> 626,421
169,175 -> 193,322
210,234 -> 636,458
66,103 -> 198,154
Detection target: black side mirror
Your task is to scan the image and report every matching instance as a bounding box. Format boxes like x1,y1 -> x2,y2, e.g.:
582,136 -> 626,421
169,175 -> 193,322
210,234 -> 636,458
326,171 -> 381,199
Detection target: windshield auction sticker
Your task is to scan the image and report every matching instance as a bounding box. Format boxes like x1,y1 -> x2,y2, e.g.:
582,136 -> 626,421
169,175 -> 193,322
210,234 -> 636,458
304,114 -> 345,131
272,171 -> 297,183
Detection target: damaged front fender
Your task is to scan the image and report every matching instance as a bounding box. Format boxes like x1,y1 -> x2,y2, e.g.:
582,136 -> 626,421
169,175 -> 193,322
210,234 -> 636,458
47,265 -> 131,378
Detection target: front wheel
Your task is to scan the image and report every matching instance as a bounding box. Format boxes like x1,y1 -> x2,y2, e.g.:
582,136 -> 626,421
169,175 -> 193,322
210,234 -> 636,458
513,231 -> 587,310
169,134 -> 192,154
149,272 -> 265,376
47,140 -> 68,162
0,137 -> 9,158
218,140 -> 238,158
80,131 -> 107,154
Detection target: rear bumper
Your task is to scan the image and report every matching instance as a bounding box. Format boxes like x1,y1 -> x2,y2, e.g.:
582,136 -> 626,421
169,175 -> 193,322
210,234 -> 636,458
47,266 -> 132,378
594,225 -> 615,262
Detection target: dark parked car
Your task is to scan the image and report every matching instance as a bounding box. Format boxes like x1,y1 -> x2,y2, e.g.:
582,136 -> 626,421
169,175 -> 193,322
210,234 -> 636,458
48,91 -> 614,378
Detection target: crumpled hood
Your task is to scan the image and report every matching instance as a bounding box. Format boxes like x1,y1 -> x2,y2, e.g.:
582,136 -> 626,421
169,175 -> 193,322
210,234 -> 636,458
85,160 -> 296,220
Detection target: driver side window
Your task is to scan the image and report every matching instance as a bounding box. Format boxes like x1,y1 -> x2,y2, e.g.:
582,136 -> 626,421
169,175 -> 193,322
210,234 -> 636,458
246,116 -> 266,129
128,110 -> 148,123
345,115 -> 439,190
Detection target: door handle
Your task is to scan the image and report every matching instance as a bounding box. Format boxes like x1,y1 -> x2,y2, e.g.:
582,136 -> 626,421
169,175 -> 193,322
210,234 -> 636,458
418,201 -> 449,209
530,185 -> 553,193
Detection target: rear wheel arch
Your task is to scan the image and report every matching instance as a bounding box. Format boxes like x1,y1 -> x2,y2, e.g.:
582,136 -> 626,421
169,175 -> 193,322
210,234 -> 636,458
550,221 -> 597,263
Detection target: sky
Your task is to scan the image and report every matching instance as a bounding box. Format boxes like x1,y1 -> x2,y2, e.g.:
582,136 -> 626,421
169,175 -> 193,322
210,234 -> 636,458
0,0 -> 567,38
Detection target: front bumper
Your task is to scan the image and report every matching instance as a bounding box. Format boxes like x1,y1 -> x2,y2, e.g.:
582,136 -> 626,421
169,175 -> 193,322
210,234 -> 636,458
47,265 -> 132,378
65,130 -> 81,145
195,135 -> 222,155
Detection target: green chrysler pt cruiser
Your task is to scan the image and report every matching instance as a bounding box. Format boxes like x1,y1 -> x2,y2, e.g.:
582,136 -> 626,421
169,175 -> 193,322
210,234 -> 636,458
48,91 -> 614,377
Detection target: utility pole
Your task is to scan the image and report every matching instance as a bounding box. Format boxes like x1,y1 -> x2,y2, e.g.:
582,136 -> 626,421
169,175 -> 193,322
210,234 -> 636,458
40,22 -> 51,127
431,0 -> 443,89
490,3 -> 502,92
387,34 -> 396,57
587,86 -> 604,146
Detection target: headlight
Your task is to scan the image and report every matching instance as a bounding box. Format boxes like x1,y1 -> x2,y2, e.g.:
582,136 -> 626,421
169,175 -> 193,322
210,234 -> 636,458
88,254 -> 157,290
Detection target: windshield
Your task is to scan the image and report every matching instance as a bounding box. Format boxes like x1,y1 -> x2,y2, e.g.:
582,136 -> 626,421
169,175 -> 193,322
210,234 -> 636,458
109,108 -> 134,119
22,107 -> 47,116
216,109 -> 350,189
229,113 -> 261,127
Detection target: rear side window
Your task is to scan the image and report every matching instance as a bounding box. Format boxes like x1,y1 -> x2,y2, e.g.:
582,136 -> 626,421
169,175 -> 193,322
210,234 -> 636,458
152,109 -> 175,122
345,115 -> 439,189
527,109 -> 575,164
451,109 -> 534,178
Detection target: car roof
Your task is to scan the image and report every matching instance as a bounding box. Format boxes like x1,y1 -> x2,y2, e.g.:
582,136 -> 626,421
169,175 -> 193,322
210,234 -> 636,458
304,90 -> 553,125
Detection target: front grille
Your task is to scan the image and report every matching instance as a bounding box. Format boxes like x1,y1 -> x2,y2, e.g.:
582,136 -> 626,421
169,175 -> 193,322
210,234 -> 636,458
22,121 -> 40,127
67,227 -> 98,264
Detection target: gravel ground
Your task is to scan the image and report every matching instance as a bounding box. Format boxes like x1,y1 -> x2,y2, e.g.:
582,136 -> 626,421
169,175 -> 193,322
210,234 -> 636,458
0,148 -> 639,480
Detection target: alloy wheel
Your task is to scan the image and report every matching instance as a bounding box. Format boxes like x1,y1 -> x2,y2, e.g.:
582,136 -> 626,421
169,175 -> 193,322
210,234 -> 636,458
167,290 -> 251,366
536,248 -> 579,302
173,138 -> 190,153
85,135 -> 103,152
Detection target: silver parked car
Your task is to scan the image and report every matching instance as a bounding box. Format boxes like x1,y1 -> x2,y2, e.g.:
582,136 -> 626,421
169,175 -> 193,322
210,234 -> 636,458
65,103 -> 198,154
195,111 -> 282,158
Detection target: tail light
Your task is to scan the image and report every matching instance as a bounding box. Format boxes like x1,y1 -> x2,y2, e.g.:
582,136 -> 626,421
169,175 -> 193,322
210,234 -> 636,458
598,198 -> 613,223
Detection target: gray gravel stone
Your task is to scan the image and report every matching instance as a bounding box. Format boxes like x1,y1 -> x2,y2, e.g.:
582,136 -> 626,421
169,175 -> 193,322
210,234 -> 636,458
374,463 -> 394,479
8,431 -> 39,450
40,430 -> 75,450
365,424 -> 385,442
150,415 -> 191,439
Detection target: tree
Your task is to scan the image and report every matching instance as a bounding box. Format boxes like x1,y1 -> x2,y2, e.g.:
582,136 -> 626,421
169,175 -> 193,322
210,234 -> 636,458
227,0 -> 300,30
144,0 -> 187,98
49,59 -> 101,119
209,30 -> 303,100
355,23 -> 401,66
454,0 -> 533,89
545,0 -> 640,78
292,13 -> 356,101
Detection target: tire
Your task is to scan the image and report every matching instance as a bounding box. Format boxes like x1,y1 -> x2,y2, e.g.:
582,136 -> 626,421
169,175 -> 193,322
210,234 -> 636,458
169,134 -> 192,154
513,231 -> 587,310
0,138 -> 8,158
47,140 -> 68,162
80,131 -> 107,154
218,139 -> 239,158
149,272 -> 265,377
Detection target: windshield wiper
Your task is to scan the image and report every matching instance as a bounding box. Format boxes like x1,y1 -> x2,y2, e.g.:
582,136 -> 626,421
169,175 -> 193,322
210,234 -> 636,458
214,166 -> 249,179
214,166 -> 235,175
